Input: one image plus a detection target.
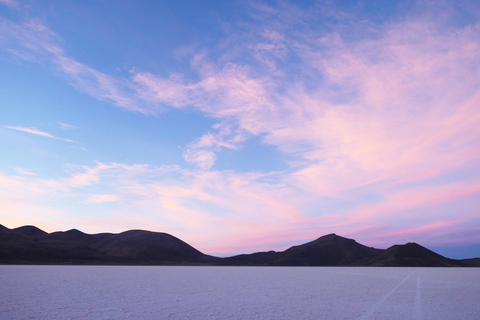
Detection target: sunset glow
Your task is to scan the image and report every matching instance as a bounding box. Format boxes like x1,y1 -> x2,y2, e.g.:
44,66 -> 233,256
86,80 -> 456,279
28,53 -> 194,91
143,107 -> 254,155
1,0 -> 479,258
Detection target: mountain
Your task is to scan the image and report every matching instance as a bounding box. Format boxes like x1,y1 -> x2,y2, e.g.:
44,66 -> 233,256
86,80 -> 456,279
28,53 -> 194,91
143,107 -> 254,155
222,234 -> 382,266
12,225 -> 48,237
90,230 -> 216,264
364,242 -> 460,267
221,234 -> 465,267
0,224 -> 478,266
276,233 -> 383,266
458,258 -> 480,267
0,225 -> 217,265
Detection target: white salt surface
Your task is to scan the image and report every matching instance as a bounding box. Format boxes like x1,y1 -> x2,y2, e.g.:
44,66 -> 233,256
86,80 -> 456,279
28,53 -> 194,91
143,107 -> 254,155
0,266 -> 479,319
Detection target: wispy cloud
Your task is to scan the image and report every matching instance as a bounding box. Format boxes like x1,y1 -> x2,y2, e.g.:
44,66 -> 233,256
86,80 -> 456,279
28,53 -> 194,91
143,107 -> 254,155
0,0 -> 18,8
183,123 -> 246,169
13,167 -> 37,176
0,17 -> 274,166
59,122 -> 76,130
1,161 -> 479,254
0,18 -> 140,113
5,126 -> 54,138
0,162 -> 302,252
4,126 -> 76,143
87,194 -> 118,203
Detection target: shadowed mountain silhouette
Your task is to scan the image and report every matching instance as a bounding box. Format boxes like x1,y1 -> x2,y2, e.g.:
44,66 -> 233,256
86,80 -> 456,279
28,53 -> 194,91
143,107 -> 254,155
0,225 -> 479,266
0,225 -> 217,265
276,233 -> 382,266
12,225 -> 47,237
365,242 -> 460,267
222,234 -> 382,266
89,230 -> 216,263
459,258 -> 480,267
48,229 -> 93,241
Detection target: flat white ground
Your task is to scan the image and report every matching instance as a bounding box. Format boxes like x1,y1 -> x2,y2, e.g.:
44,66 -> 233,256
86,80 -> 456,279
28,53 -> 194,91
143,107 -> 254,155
0,266 -> 478,319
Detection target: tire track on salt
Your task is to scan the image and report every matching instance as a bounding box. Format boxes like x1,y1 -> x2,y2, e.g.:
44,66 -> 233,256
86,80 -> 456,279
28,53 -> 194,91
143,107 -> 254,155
355,270 -> 418,320
413,270 -> 423,320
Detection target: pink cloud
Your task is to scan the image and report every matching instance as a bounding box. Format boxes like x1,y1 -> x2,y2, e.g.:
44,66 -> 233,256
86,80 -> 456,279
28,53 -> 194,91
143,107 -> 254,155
87,194 -> 118,203
13,167 -> 38,176
3,8 -> 480,182
0,163 -> 306,253
182,125 -> 246,169
132,72 -> 192,109
5,126 -> 55,138
384,221 -> 459,238
1,158 -> 479,254
183,149 -> 217,170
350,181 -> 480,223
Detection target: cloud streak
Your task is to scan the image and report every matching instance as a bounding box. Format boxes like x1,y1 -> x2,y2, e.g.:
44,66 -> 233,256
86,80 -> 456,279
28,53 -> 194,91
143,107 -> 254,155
4,126 -> 75,143
58,122 -> 76,130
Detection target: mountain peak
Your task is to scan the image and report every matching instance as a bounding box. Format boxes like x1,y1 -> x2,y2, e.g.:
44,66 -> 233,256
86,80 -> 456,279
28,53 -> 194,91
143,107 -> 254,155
319,233 -> 337,239
404,242 -> 421,246
312,233 -> 352,243
277,233 -> 380,266
367,242 -> 458,267
12,225 -> 47,237
65,229 -> 86,236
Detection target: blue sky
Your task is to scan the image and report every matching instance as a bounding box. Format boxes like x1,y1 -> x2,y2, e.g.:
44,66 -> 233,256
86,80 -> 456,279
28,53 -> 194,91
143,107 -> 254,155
1,0 -> 480,258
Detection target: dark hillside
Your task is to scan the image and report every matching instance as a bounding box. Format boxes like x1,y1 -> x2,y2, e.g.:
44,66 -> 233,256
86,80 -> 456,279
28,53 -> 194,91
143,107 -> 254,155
366,243 -> 459,267
0,225 -> 477,266
223,234 -> 382,266
0,226 -> 216,265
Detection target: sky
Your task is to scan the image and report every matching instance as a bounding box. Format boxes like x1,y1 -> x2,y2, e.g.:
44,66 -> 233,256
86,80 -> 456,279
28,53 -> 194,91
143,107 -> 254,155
1,0 -> 480,259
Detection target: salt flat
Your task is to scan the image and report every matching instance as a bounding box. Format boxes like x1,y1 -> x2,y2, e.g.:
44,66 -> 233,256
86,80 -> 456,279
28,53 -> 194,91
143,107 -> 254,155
0,266 -> 478,319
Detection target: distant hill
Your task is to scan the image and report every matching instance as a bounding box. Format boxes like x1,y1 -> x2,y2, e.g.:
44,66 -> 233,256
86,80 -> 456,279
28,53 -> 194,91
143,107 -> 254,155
89,230 -> 213,263
0,224 -> 479,266
0,224 -> 218,265
222,234 -> 382,266
363,243 -> 460,267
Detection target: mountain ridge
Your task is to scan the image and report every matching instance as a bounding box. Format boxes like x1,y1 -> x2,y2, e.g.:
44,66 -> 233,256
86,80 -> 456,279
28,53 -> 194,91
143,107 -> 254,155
0,225 -> 479,267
